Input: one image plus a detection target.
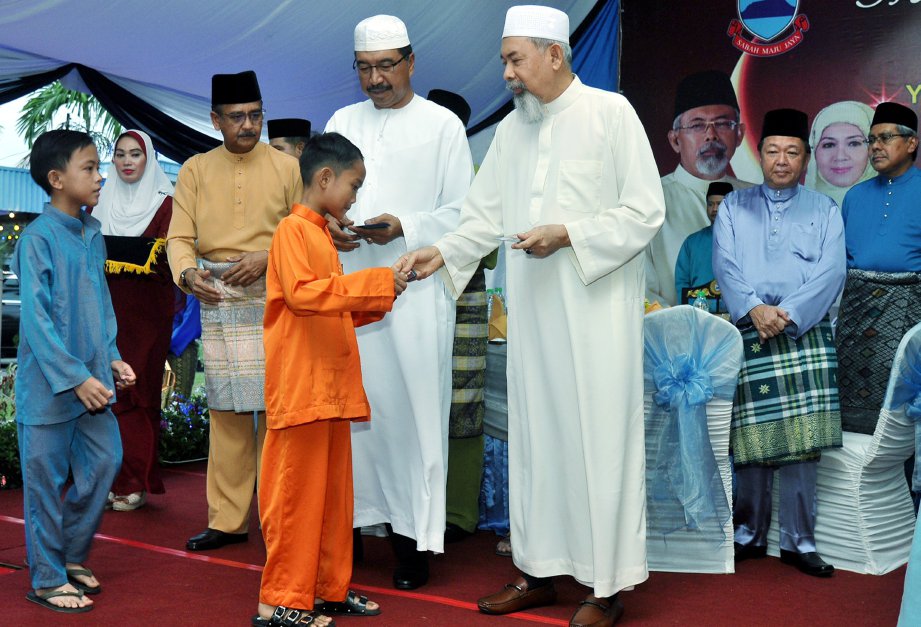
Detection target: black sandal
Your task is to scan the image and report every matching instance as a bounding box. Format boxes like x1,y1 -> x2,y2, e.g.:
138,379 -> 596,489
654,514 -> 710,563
315,590 -> 381,616
251,605 -> 336,627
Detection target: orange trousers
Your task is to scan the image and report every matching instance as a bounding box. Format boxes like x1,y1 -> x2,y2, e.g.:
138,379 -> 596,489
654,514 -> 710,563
258,419 -> 353,609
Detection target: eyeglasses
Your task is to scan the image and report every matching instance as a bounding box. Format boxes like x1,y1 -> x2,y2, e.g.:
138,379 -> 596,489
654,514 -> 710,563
866,133 -> 911,146
675,120 -> 739,134
353,54 -> 409,75
222,109 -> 265,125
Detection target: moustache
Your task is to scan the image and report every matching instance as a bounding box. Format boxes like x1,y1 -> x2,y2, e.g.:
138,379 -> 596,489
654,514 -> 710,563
237,132 -> 257,138
506,80 -> 526,92
697,141 -> 727,156
367,84 -> 391,94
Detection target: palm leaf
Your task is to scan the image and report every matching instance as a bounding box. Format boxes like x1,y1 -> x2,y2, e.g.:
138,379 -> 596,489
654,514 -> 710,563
16,81 -> 122,158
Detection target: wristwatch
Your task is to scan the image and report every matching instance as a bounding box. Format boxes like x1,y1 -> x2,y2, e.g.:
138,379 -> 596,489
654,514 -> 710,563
180,267 -> 195,288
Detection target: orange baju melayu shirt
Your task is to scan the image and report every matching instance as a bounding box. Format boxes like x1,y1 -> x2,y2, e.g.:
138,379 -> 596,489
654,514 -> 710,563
261,203 -> 394,609
263,204 -> 395,430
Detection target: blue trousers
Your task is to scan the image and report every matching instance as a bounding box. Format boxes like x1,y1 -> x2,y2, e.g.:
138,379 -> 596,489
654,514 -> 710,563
18,411 -> 122,590
733,461 -> 818,553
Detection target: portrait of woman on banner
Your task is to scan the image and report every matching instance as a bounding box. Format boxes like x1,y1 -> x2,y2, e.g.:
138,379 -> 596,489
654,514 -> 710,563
805,101 -> 876,206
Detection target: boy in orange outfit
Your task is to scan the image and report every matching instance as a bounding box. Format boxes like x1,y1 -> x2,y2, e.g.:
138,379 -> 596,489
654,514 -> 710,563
254,132 -> 409,627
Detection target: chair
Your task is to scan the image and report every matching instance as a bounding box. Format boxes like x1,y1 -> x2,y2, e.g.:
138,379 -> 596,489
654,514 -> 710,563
765,321 -> 921,574
643,305 -> 743,573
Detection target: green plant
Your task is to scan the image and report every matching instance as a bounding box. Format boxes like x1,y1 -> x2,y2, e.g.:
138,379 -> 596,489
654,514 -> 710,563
16,81 -> 122,161
0,364 -> 21,489
159,388 -> 210,464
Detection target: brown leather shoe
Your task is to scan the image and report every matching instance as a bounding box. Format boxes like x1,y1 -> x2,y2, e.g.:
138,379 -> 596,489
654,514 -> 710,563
569,594 -> 624,627
477,577 -> 557,614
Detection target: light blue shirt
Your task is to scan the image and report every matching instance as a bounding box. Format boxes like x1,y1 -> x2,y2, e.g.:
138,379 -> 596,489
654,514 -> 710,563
841,167 -> 921,272
12,203 -> 121,425
713,184 -> 846,339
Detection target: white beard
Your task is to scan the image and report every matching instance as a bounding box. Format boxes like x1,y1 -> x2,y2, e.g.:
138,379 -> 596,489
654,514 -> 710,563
695,141 -> 730,177
508,82 -> 546,124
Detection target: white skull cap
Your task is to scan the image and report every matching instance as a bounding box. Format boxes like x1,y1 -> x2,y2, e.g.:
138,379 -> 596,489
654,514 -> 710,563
502,5 -> 569,44
354,15 -> 411,52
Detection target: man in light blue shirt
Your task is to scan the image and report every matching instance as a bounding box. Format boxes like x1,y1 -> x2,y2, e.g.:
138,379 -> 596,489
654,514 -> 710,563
713,108 -> 846,578
836,102 -> 921,435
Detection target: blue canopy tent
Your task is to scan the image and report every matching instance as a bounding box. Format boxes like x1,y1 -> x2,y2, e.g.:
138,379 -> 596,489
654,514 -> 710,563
0,0 -> 619,163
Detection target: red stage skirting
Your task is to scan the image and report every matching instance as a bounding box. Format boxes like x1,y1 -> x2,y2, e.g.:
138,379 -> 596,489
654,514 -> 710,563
0,462 -> 906,626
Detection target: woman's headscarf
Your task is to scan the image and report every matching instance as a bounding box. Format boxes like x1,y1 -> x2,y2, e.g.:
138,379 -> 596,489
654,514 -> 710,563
805,101 -> 875,206
94,129 -> 173,236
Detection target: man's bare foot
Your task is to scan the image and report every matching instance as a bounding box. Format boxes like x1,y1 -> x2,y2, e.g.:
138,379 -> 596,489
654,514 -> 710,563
256,602 -> 334,626
65,563 -> 100,592
34,583 -> 93,610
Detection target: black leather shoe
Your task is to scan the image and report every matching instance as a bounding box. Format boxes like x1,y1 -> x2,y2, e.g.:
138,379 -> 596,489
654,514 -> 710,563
780,550 -> 834,577
186,528 -> 248,551
444,523 -> 472,544
388,529 -> 429,589
734,542 -> 767,562
393,564 -> 429,590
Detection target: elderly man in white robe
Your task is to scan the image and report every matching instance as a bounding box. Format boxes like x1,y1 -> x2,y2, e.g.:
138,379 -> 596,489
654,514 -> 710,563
399,6 -> 664,626
324,14 -> 474,590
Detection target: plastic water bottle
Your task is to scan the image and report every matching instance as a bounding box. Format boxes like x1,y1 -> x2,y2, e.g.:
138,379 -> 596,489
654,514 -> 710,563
693,292 -> 709,312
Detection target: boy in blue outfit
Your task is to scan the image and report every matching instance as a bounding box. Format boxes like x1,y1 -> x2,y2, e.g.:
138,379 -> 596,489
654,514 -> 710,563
15,129 -> 136,613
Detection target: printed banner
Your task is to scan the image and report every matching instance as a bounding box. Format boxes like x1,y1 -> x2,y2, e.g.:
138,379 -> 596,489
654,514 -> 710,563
622,0 -> 921,187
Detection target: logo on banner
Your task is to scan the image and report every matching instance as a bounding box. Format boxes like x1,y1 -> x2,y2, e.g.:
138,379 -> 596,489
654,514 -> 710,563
728,0 -> 809,57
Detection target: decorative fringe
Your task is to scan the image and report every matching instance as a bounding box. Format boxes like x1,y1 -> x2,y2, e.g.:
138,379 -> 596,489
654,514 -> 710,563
105,238 -> 166,275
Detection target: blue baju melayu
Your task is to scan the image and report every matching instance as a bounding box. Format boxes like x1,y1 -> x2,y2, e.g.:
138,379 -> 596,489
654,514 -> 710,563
836,168 -> 921,433
842,167 -> 921,272
674,225 -> 721,311
713,184 -> 846,554
14,203 -> 123,591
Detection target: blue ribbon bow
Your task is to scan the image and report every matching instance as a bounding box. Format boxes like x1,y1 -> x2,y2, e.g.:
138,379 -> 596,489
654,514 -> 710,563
650,353 -> 729,537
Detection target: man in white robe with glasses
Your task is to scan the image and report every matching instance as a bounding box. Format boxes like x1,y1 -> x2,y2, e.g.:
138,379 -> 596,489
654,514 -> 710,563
324,14 -> 474,591
398,6 -> 664,626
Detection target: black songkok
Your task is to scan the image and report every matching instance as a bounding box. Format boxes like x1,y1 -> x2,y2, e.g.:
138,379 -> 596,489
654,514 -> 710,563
871,102 -> 918,132
427,89 -> 472,127
706,182 -> 734,198
760,108 -> 809,143
267,118 -> 312,139
673,70 -> 739,120
211,70 -> 262,106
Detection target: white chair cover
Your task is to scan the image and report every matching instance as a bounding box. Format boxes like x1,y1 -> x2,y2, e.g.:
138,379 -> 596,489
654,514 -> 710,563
767,321 -> 921,574
643,306 -> 743,573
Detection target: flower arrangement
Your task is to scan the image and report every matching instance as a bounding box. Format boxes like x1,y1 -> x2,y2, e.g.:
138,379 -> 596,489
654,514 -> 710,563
0,364 -> 21,489
0,369 -> 211,490
159,389 -> 210,464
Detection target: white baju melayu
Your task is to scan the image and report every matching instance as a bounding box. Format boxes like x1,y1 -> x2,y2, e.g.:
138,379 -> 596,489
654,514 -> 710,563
645,165 -> 752,306
435,76 -> 664,597
325,94 -> 473,553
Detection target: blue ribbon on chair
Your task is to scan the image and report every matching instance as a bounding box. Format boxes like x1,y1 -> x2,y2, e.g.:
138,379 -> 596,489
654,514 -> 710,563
651,353 -> 730,537
654,354 -> 714,409
907,394 -> 921,422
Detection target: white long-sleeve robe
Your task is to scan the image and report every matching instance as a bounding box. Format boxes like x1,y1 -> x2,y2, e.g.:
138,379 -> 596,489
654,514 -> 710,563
435,76 -> 664,596
645,165 -> 753,306
325,94 -> 473,552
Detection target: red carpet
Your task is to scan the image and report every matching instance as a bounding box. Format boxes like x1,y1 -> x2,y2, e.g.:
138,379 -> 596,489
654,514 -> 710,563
0,461 -> 907,626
